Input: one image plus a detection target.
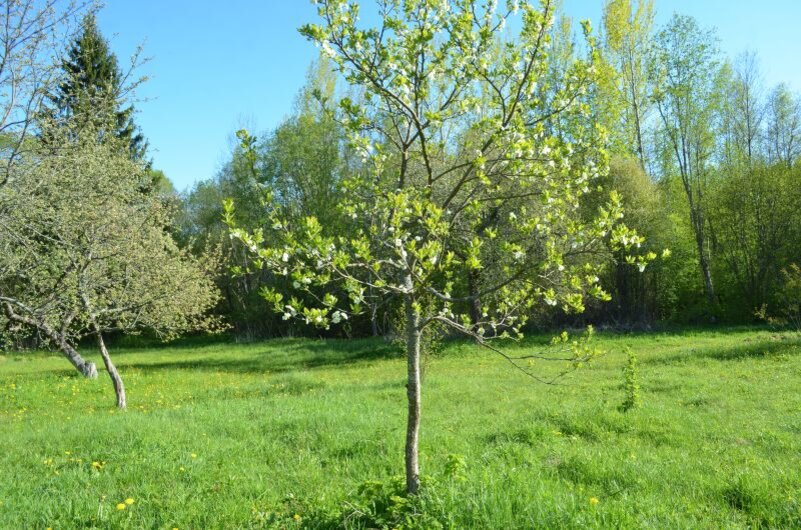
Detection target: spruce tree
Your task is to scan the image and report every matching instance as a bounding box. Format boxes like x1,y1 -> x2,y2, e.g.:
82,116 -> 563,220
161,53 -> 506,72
48,13 -> 148,163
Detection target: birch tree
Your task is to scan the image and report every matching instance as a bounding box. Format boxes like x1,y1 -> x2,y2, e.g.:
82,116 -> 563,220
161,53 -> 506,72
601,0 -> 654,170
765,83 -> 801,168
650,14 -> 722,311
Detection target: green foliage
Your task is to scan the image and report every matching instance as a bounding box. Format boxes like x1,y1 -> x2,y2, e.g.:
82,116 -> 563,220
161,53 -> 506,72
45,13 -> 149,163
230,0 -> 650,359
710,163 -> 801,319
162,2 -> 801,335
179,59 -> 352,340
336,476 -> 451,529
443,453 -> 467,483
620,347 -> 640,412
649,14 -> 723,313
600,0 -> 654,166
0,112 -> 220,389
770,265 -> 801,331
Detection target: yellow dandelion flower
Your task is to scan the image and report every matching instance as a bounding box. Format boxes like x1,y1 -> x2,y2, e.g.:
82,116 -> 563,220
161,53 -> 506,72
293,514 -> 302,521
191,453 -> 197,458
125,498 -> 134,505
116,503 -> 126,510
590,497 -> 599,505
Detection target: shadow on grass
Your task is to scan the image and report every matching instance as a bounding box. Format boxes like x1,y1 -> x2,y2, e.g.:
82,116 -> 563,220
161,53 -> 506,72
644,336 -> 800,366
120,338 -> 402,375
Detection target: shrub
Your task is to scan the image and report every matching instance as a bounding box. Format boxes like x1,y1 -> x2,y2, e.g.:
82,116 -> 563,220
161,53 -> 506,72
620,348 -> 641,412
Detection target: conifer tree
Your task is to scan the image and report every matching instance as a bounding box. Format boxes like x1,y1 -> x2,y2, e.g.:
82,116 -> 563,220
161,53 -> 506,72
47,13 -> 148,162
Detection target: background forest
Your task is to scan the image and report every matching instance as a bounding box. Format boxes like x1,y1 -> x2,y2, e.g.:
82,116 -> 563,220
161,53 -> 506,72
2,1 -> 800,347
176,0 -> 801,339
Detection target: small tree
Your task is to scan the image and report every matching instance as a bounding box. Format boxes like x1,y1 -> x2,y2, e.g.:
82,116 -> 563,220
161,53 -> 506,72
620,347 -> 640,411
227,0 -> 646,494
764,83 -> 801,168
0,118 -> 219,408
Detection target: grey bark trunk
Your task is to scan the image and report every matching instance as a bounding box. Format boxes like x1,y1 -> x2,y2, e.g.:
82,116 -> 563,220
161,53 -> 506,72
699,252 -> 716,308
467,269 -> 482,328
96,330 -> 126,409
404,291 -> 422,495
370,298 -> 380,337
691,210 -> 717,309
1,302 -> 97,378
60,340 -> 98,379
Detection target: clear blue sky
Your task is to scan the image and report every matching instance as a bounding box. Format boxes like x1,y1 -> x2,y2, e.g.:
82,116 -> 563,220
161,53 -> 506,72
97,1 -> 801,191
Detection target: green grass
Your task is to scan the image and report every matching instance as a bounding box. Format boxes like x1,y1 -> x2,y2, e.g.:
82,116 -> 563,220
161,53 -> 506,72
1,329 -> 800,528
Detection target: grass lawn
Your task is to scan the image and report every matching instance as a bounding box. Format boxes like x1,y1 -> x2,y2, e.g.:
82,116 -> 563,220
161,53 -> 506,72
0,329 -> 800,528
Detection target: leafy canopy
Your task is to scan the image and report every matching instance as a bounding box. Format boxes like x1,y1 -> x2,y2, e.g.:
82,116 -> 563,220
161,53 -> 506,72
226,0 -> 648,366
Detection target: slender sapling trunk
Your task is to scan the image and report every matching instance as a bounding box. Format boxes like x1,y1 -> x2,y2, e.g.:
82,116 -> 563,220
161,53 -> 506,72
404,291 -> 422,495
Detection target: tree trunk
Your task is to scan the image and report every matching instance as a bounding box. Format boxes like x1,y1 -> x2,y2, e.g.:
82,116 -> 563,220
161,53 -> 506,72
699,252 -> 716,308
2,302 -> 97,378
404,292 -> 422,495
692,213 -> 717,310
687,203 -> 717,315
467,269 -> 482,328
370,286 -> 380,337
96,330 -> 126,409
60,340 -> 98,379
371,305 -> 380,337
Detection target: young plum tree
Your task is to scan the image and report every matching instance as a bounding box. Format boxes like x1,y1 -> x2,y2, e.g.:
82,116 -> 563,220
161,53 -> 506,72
226,0 -> 646,494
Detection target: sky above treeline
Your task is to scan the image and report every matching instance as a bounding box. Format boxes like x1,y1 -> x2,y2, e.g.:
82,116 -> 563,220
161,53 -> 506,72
96,1 -> 801,191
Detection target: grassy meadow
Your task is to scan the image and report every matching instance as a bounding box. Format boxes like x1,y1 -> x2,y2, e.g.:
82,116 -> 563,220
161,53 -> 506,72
0,329 -> 800,528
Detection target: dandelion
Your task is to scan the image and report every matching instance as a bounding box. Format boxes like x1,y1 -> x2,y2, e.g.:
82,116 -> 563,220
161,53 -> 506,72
590,497 -> 599,505
116,503 -> 126,510
125,498 -> 134,505
293,514 -> 302,521
191,453 -> 197,458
